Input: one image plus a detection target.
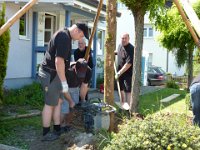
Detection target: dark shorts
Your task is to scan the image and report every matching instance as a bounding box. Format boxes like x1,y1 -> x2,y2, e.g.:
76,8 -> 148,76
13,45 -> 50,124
83,67 -> 92,84
119,74 -> 132,92
38,67 -> 63,106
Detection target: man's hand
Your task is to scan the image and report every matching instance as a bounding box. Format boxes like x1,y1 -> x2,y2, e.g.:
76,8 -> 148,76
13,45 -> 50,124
61,81 -> 69,93
115,71 -> 121,80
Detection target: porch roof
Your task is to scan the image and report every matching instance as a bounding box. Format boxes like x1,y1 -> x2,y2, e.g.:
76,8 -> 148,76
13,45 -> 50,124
1,0 -> 121,17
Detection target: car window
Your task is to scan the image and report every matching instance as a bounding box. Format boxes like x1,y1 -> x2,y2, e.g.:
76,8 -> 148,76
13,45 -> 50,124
152,68 -> 158,73
153,67 -> 165,74
157,67 -> 165,74
148,67 -> 154,73
148,66 -> 166,74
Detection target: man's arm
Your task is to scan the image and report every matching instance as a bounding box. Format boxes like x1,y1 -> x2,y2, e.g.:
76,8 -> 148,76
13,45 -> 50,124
55,57 -> 75,108
118,63 -> 132,75
63,92 -> 73,103
55,57 -> 66,82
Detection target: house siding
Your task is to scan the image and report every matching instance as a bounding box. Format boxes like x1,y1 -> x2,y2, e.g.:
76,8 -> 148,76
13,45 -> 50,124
2,3 -> 33,88
3,3 -> 33,89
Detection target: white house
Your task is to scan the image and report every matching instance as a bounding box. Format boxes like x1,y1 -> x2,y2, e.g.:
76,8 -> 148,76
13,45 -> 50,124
1,0 -> 120,89
117,3 -> 185,77
3,0 -> 191,89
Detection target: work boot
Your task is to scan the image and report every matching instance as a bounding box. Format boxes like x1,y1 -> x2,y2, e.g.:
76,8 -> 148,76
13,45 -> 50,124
41,131 -> 59,141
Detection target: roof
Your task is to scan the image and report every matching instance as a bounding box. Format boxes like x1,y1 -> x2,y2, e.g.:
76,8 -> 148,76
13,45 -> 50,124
1,0 -> 121,17
79,0 -> 121,17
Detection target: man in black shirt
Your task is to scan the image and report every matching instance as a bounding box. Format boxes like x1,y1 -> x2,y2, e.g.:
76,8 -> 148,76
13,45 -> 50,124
74,38 -> 94,102
38,23 -> 89,141
115,33 -> 134,107
190,74 -> 200,127
74,38 -> 93,69
61,58 -> 92,130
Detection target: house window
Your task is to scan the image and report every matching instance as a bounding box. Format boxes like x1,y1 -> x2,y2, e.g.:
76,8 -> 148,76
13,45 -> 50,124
44,14 -> 56,45
149,27 -> 153,37
143,28 -> 147,37
148,53 -> 153,66
97,30 -> 105,55
143,27 -> 154,38
19,11 -> 29,39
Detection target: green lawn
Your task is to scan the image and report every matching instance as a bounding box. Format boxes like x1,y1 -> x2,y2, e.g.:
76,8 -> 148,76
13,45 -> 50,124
139,88 -> 188,116
0,116 -> 41,149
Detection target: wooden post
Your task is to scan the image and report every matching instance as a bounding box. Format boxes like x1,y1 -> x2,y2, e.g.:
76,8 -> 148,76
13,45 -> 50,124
180,0 -> 200,38
84,0 -> 103,61
0,0 -> 38,36
173,0 -> 200,48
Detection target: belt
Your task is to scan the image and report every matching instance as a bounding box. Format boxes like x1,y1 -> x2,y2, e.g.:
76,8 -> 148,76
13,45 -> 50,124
41,66 -> 56,73
41,66 -> 57,83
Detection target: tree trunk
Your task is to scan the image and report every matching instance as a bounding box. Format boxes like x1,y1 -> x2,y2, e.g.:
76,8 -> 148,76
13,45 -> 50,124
187,48 -> 193,90
105,0 -> 117,132
130,9 -> 145,113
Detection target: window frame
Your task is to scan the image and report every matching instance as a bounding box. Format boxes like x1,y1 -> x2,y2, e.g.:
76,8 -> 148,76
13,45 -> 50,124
143,26 -> 154,38
44,14 -> 56,45
97,29 -> 105,56
19,10 -> 30,40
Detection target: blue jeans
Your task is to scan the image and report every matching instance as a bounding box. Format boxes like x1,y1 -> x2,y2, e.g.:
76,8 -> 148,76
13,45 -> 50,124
61,87 -> 79,114
190,83 -> 200,127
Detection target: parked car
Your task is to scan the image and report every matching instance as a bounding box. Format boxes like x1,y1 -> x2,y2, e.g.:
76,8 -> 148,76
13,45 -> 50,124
147,66 -> 166,86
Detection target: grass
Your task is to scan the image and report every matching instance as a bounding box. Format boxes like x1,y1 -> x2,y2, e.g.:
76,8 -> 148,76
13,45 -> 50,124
139,88 -> 188,116
0,116 -> 41,149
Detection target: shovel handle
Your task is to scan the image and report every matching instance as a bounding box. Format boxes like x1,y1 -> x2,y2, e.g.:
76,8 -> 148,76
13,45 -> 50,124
114,63 -> 122,104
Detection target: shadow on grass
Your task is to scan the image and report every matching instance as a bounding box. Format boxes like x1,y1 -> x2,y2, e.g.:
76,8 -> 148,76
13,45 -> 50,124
138,88 -> 187,116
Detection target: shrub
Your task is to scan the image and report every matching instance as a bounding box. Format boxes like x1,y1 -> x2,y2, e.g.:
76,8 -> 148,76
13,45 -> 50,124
96,75 -> 104,89
166,80 -> 179,89
3,82 -> 44,109
104,113 -> 200,150
0,3 -> 10,104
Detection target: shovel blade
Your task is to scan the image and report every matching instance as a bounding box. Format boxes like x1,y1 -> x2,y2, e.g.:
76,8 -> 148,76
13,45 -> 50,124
122,102 -> 130,110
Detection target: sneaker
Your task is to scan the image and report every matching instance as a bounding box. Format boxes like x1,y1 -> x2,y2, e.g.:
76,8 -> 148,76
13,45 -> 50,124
41,132 -> 59,141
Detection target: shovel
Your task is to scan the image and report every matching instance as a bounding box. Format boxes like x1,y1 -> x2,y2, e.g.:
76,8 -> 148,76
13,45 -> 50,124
114,63 -> 130,110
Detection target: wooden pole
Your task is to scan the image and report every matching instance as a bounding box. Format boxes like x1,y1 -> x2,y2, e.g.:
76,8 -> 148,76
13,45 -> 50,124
0,0 -> 38,36
173,0 -> 200,48
180,0 -> 200,38
84,0 -> 103,61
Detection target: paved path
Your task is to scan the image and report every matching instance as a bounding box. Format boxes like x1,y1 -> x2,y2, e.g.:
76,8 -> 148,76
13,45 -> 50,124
160,94 -> 180,103
88,86 -> 164,102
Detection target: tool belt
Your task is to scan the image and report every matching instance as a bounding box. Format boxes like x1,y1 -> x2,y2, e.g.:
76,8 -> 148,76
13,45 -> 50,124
41,66 -> 57,83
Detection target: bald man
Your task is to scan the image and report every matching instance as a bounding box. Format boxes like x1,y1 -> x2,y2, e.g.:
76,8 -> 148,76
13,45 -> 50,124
115,33 -> 134,106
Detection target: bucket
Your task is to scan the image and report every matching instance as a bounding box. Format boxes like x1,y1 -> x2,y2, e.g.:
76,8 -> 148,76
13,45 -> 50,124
82,98 -> 116,132
93,102 -> 116,130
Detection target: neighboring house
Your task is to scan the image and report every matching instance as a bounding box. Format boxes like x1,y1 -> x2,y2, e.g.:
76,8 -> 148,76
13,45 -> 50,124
1,0 -> 120,89
117,3 -> 185,81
